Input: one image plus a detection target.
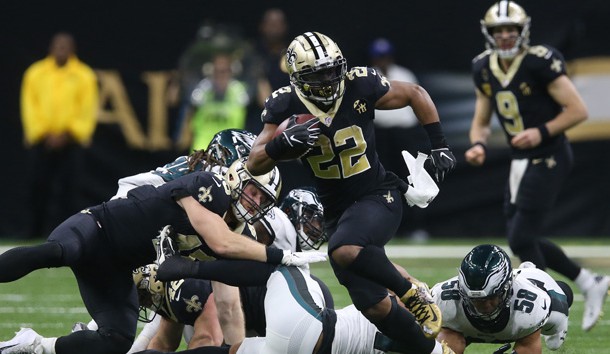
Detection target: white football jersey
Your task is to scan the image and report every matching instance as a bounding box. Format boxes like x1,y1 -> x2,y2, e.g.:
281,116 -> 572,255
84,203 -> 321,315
266,207 -> 299,252
432,275 -> 550,343
332,305 -> 385,354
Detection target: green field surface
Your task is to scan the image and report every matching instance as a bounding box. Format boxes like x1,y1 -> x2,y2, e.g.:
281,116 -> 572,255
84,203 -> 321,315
1,239 -> 609,353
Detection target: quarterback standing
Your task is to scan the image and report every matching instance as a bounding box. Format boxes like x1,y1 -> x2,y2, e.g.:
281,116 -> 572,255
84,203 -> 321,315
464,0 -> 609,331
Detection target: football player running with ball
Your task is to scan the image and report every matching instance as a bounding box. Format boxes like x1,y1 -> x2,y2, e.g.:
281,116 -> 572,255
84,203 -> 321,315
246,31 -> 457,353
464,0 -> 609,332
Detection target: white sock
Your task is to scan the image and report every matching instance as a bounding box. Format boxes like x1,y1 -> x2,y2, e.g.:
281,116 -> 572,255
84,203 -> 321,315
575,268 -> 595,293
430,341 -> 443,354
40,337 -> 57,354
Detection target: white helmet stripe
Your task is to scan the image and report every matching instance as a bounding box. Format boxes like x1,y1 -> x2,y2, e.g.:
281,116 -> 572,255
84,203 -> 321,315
303,31 -> 327,60
498,1 -> 509,17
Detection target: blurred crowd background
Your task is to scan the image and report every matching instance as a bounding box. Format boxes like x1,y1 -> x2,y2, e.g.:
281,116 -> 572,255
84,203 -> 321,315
1,0 -> 609,239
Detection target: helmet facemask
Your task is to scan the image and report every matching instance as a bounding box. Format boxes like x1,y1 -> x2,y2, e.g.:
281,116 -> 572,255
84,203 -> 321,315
481,1 -> 531,59
133,264 -> 164,323
458,245 -> 513,322
292,58 -> 347,104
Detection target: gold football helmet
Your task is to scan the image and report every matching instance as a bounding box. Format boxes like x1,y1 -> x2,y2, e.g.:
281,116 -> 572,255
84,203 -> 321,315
285,31 -> 347,104
481,1 -> 530,58
133,264 -> 164,322
225,157 -> 282,224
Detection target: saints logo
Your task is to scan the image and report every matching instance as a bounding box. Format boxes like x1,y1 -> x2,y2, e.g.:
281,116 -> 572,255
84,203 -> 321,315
286,47 -> 296,66
383,191 -> 394,204
198,186 -> 213,203
353,99 -> 368,114
183,295 -> 202,313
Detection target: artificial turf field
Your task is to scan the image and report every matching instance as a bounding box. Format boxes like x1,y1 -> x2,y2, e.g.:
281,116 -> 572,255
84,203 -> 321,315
1,239 -> 609,353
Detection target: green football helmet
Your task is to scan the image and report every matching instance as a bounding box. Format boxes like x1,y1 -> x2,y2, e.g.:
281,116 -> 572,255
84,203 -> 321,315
279,187 -> 327,250
206,129 -> 257,167
458,244 -> 513,321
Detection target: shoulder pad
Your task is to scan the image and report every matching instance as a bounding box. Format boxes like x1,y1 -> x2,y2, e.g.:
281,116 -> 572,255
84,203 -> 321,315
472,49 -> 492,63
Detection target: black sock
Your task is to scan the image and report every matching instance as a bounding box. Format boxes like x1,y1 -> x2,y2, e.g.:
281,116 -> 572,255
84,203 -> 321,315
0,243 -> 63,282
538,238 -> 581,280
372,296 -> 435,353
347,245 -> 411,296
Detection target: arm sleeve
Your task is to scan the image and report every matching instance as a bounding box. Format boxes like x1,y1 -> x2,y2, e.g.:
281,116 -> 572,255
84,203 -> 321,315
126,315 -> 161,353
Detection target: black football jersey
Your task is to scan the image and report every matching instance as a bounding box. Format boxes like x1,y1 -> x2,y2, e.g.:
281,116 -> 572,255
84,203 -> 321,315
472,45 -> 568,158
262,67 -> 403,216
88,171 -> 232,267
157,278 -> 214,326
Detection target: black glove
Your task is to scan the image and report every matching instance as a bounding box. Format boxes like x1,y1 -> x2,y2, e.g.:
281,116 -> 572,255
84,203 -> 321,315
427,147 -> 456,182
492,344 -> 515,354
156,256 -> 198,282
265,115 -> 320,160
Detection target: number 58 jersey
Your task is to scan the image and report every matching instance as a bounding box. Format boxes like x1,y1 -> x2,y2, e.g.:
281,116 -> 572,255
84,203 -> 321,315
431,275 -> 551,343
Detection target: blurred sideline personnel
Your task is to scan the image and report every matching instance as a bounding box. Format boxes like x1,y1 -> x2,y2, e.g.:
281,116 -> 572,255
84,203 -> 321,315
0,157 -> 328,354
464,1 -> 609,332
368,37 -> 430,239
190,53 -> 249,151
242,8 -> 291,134
21,32 -> 98,238
247,31 -> 456,353
432,245 -> 572,354
147,260 -> 455,354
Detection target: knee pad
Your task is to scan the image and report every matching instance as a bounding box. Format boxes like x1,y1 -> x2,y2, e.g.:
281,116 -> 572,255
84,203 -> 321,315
97,328 -> 134,354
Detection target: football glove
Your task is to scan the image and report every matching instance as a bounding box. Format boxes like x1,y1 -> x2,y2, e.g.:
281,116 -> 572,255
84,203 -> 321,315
266,115 -> 320,159
402,151 -> 439,208
492,344 -> 515,354
427,147 -> 456,182
281,250 -> 327,267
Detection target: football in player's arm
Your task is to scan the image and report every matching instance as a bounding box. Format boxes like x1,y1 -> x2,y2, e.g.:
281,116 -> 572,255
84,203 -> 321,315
431,245 -> 572,354
244,31 -> 456,354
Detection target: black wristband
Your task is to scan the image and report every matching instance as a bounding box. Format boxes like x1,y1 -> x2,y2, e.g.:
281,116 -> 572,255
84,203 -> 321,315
423,122 -> 447,149
266,247 -> 284,264
264,137 -> 284,161
472,141 -> 488,153
538,124 -> 551,143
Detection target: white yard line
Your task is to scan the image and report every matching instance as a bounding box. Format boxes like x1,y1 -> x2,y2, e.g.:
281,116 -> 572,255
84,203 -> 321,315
319,245 -> 610,259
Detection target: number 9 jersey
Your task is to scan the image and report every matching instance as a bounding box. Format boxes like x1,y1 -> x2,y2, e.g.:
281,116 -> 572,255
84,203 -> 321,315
431,273 -> 550,344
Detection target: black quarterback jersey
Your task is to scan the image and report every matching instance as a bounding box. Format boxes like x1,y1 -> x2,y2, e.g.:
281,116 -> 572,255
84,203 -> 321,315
157,278 -> 214,326
88,171 -> 232,268
472,45 -> 568,158
262,67 -> 403,216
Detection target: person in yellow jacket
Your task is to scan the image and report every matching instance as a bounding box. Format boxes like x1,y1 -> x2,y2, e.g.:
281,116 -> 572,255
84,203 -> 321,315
20,32 -> 98,238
